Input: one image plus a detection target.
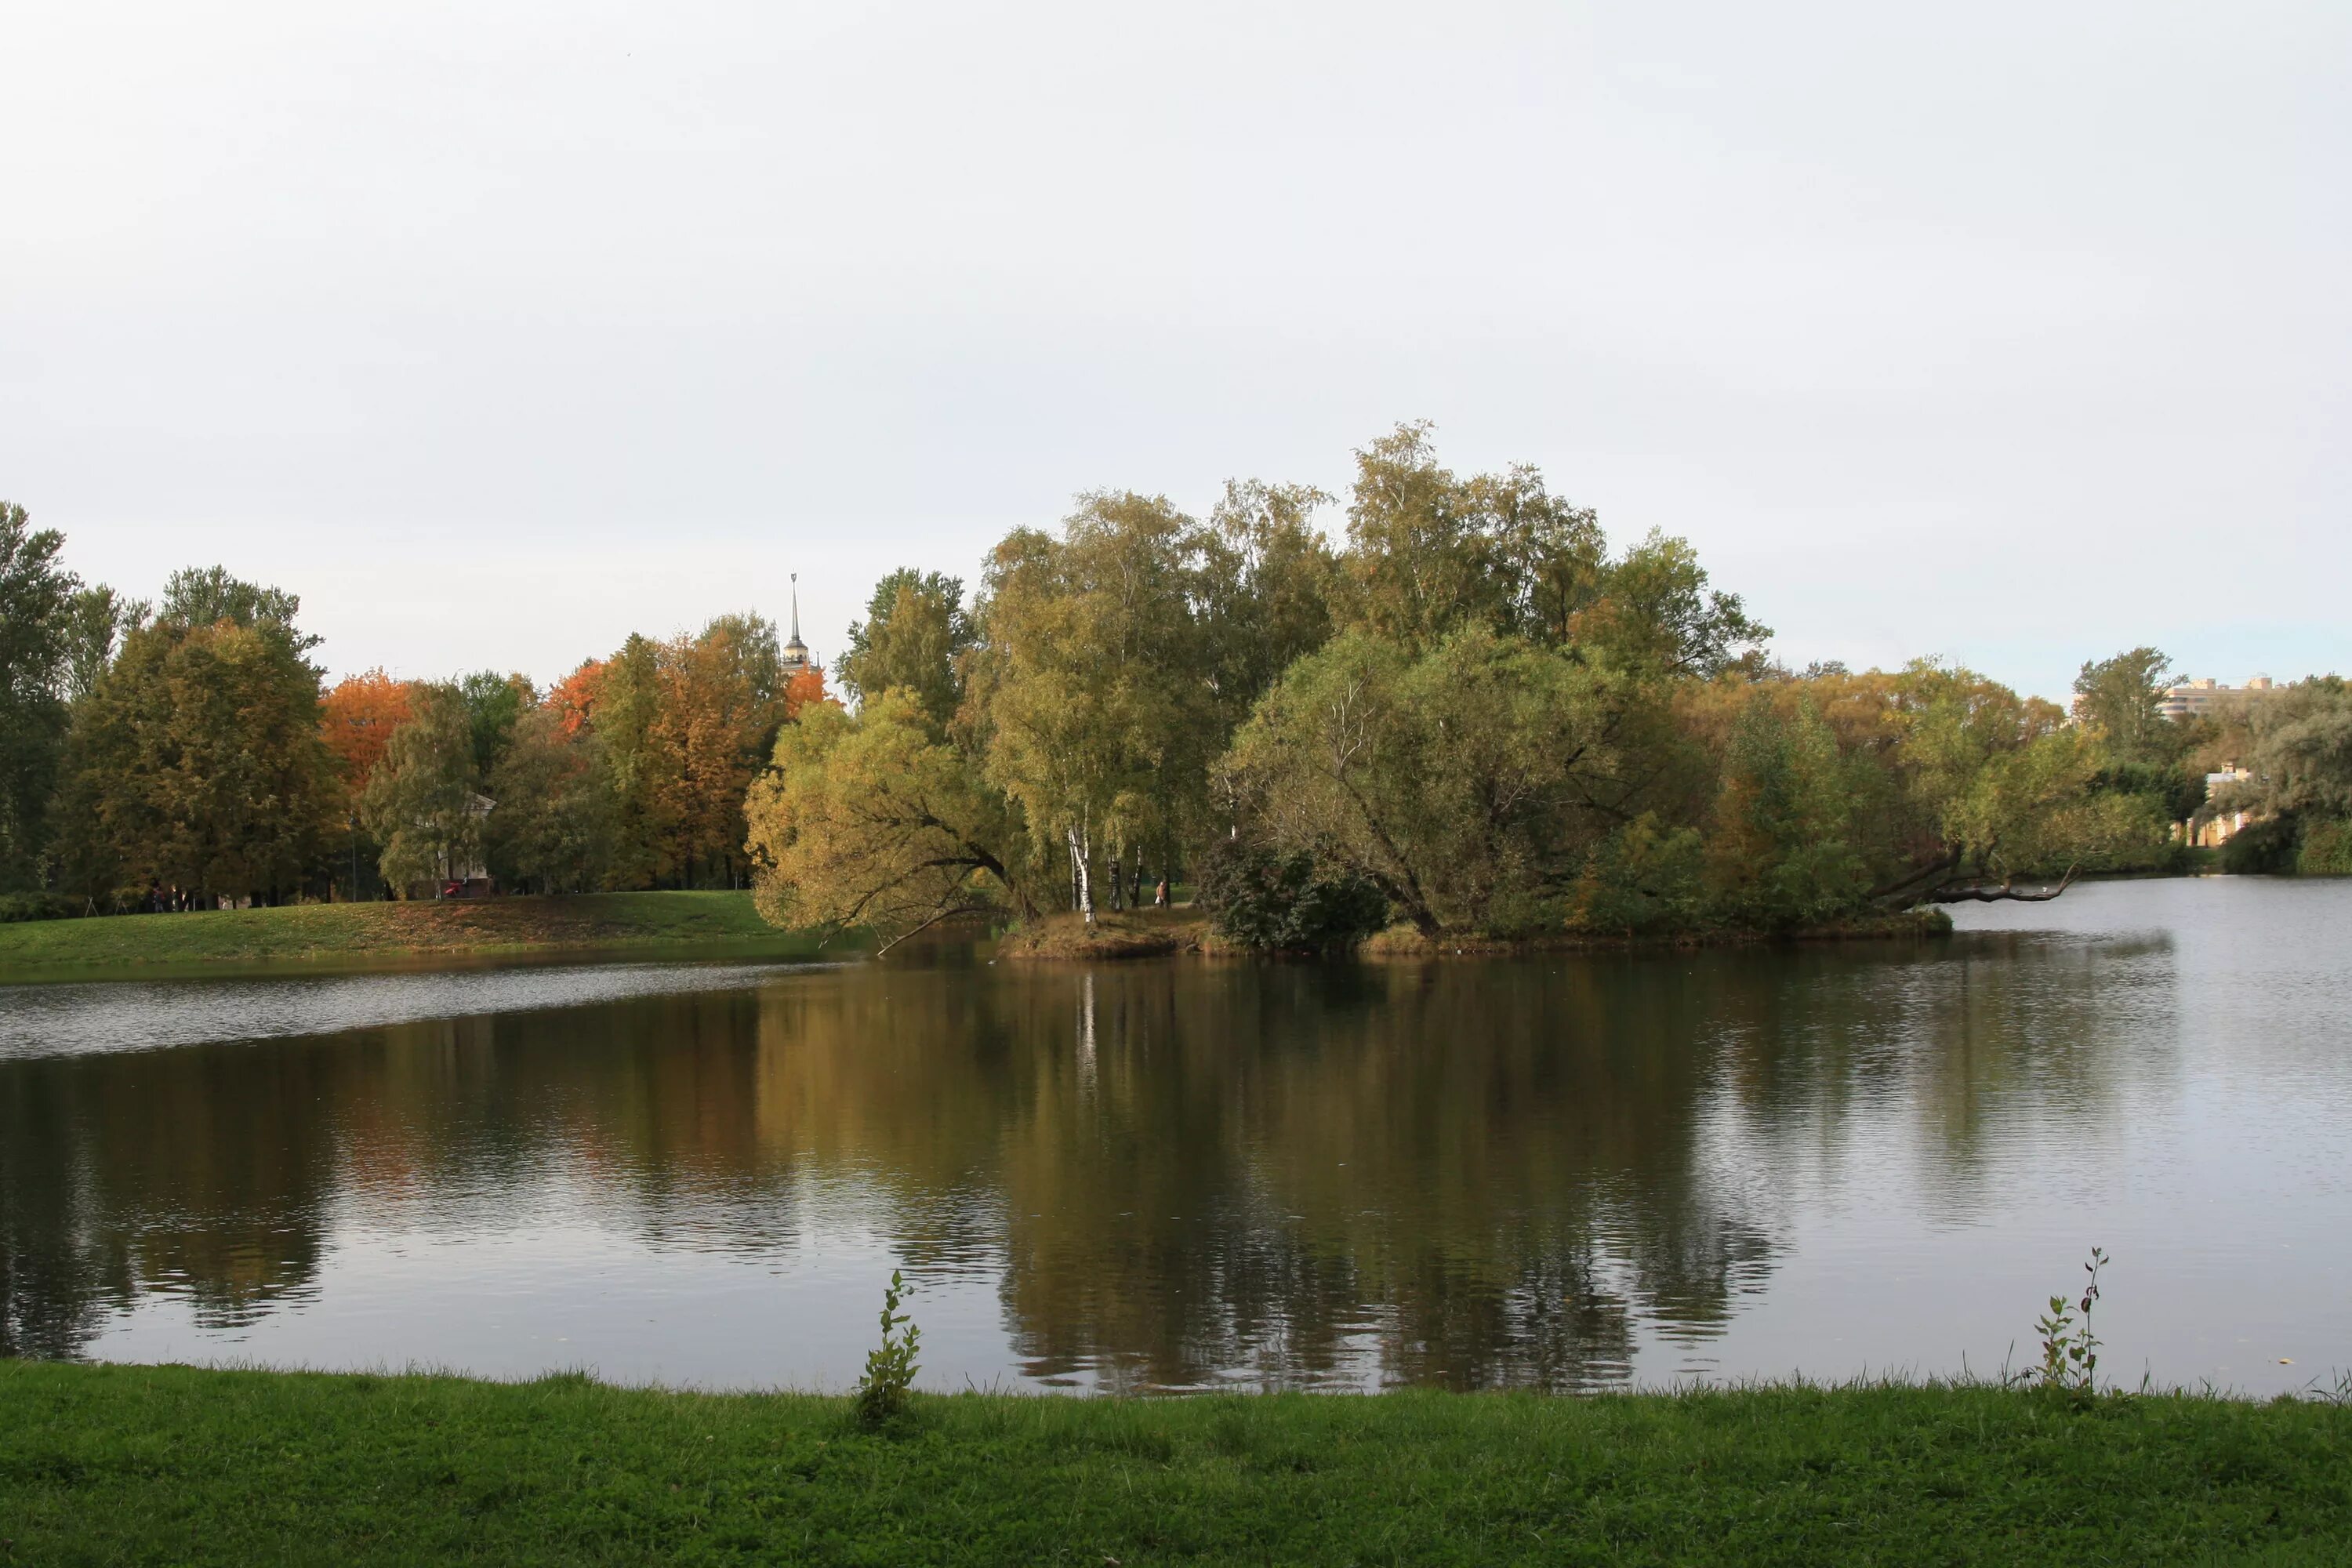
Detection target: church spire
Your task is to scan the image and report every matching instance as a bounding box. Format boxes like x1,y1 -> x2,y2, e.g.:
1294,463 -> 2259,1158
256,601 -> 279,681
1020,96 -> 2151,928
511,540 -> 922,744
782,572 -> 811,674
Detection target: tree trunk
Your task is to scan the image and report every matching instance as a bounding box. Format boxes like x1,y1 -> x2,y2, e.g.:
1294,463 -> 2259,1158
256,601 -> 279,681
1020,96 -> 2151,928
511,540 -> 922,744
1109,852 -> 1123,912
1067,823 -> 1095,925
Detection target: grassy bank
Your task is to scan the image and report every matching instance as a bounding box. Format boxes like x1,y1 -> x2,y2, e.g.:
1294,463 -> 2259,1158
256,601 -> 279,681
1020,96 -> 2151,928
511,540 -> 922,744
2,1363 -> 2345,1565
0,891 -> 827,975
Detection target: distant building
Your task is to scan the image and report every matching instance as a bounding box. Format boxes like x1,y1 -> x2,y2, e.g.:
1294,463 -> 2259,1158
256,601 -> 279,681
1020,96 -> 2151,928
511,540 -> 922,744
2190,765 -> 2255,848
779,573 -> 816,681
2158,675 -> 2278,721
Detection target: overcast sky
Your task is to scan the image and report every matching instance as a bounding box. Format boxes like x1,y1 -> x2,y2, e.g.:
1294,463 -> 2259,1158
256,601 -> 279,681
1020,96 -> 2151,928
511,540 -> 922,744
5,1 -> 2345,701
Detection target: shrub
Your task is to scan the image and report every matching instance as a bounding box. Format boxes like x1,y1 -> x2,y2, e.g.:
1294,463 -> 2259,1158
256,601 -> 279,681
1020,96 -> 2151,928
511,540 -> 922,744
1196,838 -> 1390,952
2298,818 -> 2352,876
0,891 -> 74,923
1566,815 -> 1706,935
2220,815 -> 2299,875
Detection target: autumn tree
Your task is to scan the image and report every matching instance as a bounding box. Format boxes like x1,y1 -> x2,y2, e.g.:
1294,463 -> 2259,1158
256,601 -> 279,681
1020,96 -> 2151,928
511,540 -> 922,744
546,659 -> 606,738
320,670 -> 418,801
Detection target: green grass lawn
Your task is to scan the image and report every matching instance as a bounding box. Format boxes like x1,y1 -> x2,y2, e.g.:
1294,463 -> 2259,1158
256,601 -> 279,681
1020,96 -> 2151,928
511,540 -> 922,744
2,1362 -> 2344,1565
0,891 -> 828,975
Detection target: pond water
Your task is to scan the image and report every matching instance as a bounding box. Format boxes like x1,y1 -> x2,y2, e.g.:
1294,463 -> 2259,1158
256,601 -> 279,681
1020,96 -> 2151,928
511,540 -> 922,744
2,877 -> 2346,1396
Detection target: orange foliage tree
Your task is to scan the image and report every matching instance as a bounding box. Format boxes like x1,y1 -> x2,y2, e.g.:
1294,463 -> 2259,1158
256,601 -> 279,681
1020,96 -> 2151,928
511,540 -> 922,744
784,666 -> 831,720
319,670 -> 418,801
545,659 -> 607,739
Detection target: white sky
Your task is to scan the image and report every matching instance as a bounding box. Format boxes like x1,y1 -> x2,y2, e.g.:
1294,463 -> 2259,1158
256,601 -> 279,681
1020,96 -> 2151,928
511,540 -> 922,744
4,1 -> 2345,701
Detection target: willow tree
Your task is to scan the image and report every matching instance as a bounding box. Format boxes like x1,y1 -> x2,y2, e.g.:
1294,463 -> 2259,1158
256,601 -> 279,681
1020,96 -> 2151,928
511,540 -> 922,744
1222,628 -> 1679,936
744,694 -> 1032,950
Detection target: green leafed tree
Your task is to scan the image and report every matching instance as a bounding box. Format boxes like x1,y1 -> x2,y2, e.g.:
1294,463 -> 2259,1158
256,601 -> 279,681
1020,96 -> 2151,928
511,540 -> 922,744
836,570 -> 974,731
486,703 -> 618,894
361,682 -> 485,895
1223,629 -> 1678,936
54,577 -> 338,905
0,503 -> 76,888
2073,647 -> 2180,767
971,494 -> 1225,918
1339,423 -> 1612,653
744,692 -> 1033,950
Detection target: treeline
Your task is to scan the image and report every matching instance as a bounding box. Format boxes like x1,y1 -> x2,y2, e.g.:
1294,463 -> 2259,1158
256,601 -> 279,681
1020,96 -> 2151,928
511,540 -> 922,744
9,428 -> 2335,938
744,426 -> 2199,950
0,499 -> 825,912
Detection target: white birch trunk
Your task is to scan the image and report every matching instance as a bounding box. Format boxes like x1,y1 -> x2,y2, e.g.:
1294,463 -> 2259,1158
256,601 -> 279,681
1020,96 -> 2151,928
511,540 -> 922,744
1067,822 -> 1095,924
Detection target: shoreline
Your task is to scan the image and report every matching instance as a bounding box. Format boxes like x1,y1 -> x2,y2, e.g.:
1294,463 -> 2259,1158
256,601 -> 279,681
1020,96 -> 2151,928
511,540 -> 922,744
4,1360 -> 2343,1564
995,906 -> 1955,962
0,890 -> 833,982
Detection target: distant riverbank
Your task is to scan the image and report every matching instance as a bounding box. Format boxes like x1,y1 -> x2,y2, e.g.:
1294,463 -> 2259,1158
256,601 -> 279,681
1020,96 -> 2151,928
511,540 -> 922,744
995,906 -> 1954,961
3,1361 -> 2344,1565
0,891 -> 828,976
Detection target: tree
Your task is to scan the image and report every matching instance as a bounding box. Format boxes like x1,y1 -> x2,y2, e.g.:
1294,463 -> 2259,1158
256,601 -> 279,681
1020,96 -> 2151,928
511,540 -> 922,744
487,703 -> 618,893
320,670 -> 418,801
1199,480 -> 1341,731
1572,532 -> 1769,680
58,585 -> 143,707
1223,629 -> 1673,935
1699,693 -> 1871,928
361,683 -> 482,895
837,570 -> 973,731
2209,679 -> 2352,872
648,621 -> 786,887
972,495 -> 1225,920
586,635 -> 676,888
55,604 -> 338,905
1866,662 -> 2161,903
2073,647 -> 2179,766
457,670 -> 535,780
745,692 -> 1033,950
0,503 -> 75,888
1339,423 -> 1611,653
158,566 -> 314,650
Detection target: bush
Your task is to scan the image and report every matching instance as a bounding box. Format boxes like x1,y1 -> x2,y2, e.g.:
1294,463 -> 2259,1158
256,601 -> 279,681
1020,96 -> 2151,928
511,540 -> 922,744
1566,815 -> 1706,935
0,891 -> 74,923
2221,815 -> 2301,875
1196,839 -> 1390,952
2298,818 -> 2352,876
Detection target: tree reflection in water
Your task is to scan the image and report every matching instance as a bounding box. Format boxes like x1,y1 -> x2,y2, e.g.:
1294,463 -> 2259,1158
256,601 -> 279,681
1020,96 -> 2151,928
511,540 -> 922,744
0,934 -> 2163,1386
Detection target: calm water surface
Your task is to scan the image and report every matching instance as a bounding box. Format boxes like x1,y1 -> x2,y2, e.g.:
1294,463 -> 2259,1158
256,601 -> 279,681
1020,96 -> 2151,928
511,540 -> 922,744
2,878 -> 2346,1395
